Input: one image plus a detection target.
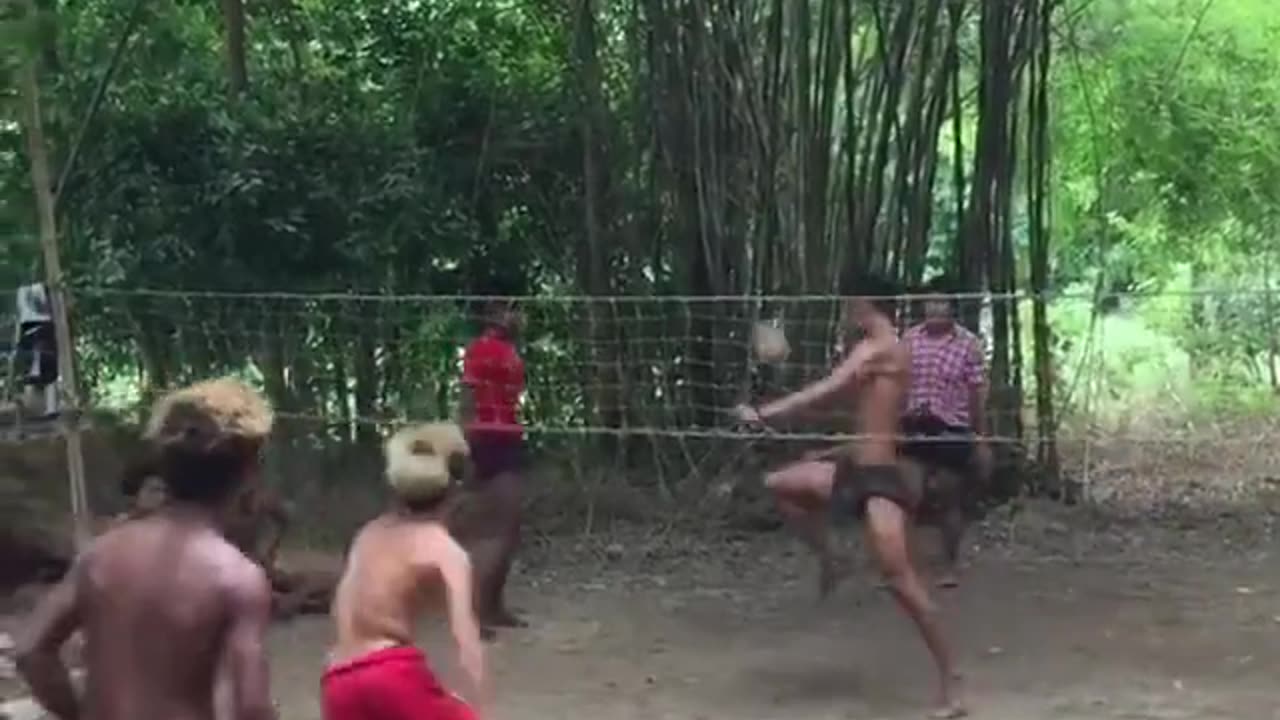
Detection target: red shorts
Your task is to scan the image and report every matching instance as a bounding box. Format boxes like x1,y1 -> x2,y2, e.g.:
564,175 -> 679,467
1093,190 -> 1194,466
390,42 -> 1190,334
321,646 -> 476,720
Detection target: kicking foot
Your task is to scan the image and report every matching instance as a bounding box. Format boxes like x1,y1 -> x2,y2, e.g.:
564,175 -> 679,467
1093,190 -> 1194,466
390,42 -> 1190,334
818,556 -> 851,600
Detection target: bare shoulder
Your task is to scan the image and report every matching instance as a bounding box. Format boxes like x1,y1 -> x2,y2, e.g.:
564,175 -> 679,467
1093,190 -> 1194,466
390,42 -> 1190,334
869,335 -> 907,364
411,522 -> 468,572
208,536 -> 272,604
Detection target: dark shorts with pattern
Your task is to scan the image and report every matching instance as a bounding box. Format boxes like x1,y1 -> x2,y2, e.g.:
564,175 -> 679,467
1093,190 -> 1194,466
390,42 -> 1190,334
830,456 -> 921,520
900,414 -> 975,477
466,431 -> 525,484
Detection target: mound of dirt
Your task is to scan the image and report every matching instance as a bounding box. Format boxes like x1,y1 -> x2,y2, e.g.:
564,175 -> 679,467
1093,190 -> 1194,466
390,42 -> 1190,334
0,413 -> 144,594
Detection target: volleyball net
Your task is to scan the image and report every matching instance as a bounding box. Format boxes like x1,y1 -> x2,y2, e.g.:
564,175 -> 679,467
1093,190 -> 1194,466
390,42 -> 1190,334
5,286 -> 1278,533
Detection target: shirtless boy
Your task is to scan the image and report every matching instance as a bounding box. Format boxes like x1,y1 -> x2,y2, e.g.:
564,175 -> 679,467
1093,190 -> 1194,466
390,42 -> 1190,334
117,457 -> 168,521
16,378 -> 276,720
734,275 -> 965,718
323,422 -> 486,720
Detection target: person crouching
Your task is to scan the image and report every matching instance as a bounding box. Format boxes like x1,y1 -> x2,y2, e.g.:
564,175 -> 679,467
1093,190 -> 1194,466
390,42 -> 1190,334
322,422 -> 487,720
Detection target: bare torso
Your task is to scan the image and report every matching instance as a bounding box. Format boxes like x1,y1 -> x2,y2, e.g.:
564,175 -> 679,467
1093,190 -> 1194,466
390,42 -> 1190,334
849,335 -> 909,467
76,512 -> 261,720
329,515 -> 452,665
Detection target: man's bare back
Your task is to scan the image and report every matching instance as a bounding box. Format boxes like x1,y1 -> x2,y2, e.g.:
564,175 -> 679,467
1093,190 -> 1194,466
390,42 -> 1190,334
67,513 -> 269,720
322,422 -> 484,720
17,378 -> 277,720
330,517 -> 470,663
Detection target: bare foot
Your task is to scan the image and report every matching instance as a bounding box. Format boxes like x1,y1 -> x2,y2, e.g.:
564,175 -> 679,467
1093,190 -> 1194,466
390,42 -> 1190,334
929,704 -> 968,719
818,555 -> 851,600
930,673 -> 967,718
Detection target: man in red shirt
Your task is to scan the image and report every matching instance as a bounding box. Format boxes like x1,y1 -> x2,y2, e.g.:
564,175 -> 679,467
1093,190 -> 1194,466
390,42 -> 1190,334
458,299 -> 527,637
902,277 -> 991,589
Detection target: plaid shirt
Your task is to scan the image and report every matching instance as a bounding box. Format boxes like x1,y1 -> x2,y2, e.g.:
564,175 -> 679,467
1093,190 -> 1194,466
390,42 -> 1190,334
903,322 -> 986,429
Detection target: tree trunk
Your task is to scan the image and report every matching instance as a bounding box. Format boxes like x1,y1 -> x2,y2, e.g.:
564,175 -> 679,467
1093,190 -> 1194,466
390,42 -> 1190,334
220,0 -> 249,95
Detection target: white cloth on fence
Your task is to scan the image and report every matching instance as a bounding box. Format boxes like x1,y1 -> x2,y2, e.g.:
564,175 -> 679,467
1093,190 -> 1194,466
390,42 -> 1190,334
16,283 -> 51,325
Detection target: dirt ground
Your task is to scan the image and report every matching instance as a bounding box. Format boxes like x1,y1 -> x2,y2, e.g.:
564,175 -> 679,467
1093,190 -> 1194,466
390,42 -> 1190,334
255,502 -> 1278,720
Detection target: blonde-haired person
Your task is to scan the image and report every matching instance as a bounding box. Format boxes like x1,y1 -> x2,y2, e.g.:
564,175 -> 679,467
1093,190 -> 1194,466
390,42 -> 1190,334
323,422 -> 487,720
17,378 -> 277,720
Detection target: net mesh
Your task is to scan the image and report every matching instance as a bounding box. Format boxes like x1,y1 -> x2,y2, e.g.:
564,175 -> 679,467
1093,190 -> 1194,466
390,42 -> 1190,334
4,287 -> 1279,542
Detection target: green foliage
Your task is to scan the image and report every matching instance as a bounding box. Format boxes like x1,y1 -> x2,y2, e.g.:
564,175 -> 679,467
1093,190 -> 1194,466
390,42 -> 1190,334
1046,0 -> 1280,424
2,0 -> 1278,460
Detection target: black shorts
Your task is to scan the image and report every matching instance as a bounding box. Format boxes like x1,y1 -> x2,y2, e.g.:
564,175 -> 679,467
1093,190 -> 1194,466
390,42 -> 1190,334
466,431 -> 524,483
830,456 -> 920,520
900,414 -> 974,476
16,321 -> 57,386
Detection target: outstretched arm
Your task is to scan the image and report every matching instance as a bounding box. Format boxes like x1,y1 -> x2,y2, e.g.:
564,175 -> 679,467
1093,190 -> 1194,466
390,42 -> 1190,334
755,342 -> 876,423
17,559 -> 85,720
221,563 -> 276,720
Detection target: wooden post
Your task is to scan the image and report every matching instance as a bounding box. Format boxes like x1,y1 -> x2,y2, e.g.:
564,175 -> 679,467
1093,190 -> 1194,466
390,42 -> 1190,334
18,13 -> 92,551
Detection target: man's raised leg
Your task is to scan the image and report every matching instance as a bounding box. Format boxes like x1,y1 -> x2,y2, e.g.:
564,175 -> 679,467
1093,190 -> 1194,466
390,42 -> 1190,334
764,461 -> 848,598
864,496 -> 965,718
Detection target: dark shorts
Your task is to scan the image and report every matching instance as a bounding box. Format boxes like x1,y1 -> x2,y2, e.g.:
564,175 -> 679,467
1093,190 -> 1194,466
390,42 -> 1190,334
900,414 -> 975,476
16,321 -> 57,386
466,431 -> 524,483
830,457 -> 920,519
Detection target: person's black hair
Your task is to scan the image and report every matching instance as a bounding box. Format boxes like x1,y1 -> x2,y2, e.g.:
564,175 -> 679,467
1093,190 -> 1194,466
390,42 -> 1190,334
157,436 -> 262,505
840,272 -> 901,318
120,454 -> 160,498
920,274 -> 960,311
921,274 -> 962,297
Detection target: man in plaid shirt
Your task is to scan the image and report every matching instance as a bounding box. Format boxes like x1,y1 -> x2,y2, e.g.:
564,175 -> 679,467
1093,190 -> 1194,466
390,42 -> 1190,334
902,277 -> 991,589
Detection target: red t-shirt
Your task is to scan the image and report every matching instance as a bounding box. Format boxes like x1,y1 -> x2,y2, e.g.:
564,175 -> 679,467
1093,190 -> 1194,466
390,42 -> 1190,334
461,329 -> 525,435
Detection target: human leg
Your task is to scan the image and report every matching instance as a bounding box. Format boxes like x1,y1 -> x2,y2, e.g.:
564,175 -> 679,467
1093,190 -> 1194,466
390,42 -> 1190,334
931,430 -> 975,589
863,494 -> 964,717
764,460 -> 846,597
479,469 -> 525,628
465,432 -> 526,632
935,485 -> 966,589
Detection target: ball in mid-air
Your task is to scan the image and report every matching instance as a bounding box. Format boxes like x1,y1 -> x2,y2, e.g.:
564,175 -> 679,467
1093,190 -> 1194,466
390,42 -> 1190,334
752,321 -> 790,364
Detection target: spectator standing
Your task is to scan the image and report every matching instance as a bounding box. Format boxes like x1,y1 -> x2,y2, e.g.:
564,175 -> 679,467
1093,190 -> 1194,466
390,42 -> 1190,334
901,278 -> 991,588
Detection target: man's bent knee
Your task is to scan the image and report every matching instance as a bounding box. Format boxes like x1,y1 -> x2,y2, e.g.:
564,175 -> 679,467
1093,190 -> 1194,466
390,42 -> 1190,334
765,461 -> 834,498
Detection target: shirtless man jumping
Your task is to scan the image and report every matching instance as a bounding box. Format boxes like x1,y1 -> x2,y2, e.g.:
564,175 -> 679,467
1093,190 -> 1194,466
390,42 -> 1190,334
322,422 -> 486,720
16,378 -> 276,720
734,275 -> 965,718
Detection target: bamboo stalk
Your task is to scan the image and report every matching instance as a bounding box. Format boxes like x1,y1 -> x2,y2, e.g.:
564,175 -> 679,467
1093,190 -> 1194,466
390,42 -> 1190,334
18,3 -> 92,551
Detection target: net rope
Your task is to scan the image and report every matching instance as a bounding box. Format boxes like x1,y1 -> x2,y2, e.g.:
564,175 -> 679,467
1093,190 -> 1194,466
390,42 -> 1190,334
50,287 -> 1279,451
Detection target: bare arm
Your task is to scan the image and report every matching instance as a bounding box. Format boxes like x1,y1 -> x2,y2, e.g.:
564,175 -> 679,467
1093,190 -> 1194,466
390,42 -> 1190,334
16,560 -> 84,720
758,341 -> 877,423
434,537 -> 486,704
221,563 -> 276,720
